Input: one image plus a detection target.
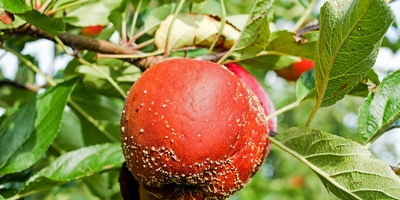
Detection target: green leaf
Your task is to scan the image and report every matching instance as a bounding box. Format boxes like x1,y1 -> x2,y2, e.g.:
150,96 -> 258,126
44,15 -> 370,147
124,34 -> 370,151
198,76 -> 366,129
154,13 -> 240,51
141,3 -> 176,34
3,35 -> 35,52
1,0 -> 65,36
358,70 -> 400,144
0,81 -> 36,109
63,0 -> 124,27
237,30 -> 318,70
264,30 -> 317,60
1,0 -> 31,13
17,10 -> 65,36
0,78 -> 79,177
228,0 -> 273,61
54,110 -> 85,151
0,100 -> 36,169
296,69 -> 316,101
314,0 -> 394,107
237,54 -> 299,70
83,170 -> 120,199
131,0 -> 150,12
18,143 -> 124,195
52,0 -> 77,8
77,59 -> 140,98
70,85 -> 123,145
274,127 -> 400,200
108,0 -> 128,37
366,69 -> 380,86
190,0 -> 221,16
348,69 -> 380,97
16,54 -> 37,83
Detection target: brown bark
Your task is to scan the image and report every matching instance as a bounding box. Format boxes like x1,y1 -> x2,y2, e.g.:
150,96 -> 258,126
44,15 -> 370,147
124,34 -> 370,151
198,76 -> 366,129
18,24 -> 138,55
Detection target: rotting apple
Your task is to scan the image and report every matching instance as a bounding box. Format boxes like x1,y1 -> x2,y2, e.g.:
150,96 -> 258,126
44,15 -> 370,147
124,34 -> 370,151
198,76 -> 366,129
225,62 -> 277,160
81,25 -> 104,36
224,62 -> 277,132
120,58 -> 269,199
275,58 -> 314,81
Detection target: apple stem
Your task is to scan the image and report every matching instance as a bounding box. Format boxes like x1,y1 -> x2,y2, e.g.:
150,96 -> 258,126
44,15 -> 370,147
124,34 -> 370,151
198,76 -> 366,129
292,0 -> 317,33
306,95 -> 322,127
266,99 -> 303,121
129,29 -> 150,46
208,0 -> 226,53
129,0 -> 143,40
96,50 -> 164,59
122,14 -> 128,44
269,130 -> 278,137
163,0 -> 186,58
45,0 -> 91,16
133,38 -> 155,50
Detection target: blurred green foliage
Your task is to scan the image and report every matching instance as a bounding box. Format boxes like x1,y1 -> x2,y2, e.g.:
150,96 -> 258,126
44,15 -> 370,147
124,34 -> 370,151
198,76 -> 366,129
0,0 -> 399,199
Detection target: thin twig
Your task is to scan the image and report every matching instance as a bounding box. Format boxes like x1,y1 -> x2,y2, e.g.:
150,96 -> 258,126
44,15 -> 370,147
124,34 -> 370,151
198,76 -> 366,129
266,100 -> 302,121
129,0 -> 143,41
292,0 -> 317,32
68,100 -> 118,142
0,79 -> 39,91
15,24 -> 137,55
208,0 -> 226,53
78,57 -> 127,99
163,0 -> 186,58
46,0 -> 91,16
295,24 -> 320,37
0,44 -> 56,86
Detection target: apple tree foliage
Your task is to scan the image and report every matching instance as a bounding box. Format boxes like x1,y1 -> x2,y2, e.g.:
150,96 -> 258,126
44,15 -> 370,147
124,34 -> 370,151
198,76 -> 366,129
0,0 -> 400,199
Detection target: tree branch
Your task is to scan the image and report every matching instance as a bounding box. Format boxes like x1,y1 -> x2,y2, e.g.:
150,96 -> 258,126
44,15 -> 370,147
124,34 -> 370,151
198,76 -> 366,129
7,24 -> 154,71
0,79 -> 39,92
2,24 -> 227,71
22,25 -> 138,55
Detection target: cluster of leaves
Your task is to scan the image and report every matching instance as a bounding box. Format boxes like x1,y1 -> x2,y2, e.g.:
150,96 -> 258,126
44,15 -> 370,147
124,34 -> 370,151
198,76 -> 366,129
0,0 -> 400,199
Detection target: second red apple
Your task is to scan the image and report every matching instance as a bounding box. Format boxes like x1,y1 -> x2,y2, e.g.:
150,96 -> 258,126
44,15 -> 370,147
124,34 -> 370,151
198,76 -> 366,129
275,58 -> 314,81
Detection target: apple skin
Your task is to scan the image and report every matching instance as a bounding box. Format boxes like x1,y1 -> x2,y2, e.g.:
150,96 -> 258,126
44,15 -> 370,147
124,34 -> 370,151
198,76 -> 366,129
81,25 -> 104,36
275,58 -> 314,81
225,62 -> 277,132
225,63 -> 276,160
120,58 -> 269,199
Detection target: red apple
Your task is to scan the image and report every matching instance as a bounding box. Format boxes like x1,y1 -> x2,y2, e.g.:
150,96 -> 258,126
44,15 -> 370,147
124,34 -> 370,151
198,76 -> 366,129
225,63 -> 277,160
120,58 -> 269,199
275,58 -> 314,81
81,25 -> 104,36
0,10 -> 14,25
289,175 -> 305,188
